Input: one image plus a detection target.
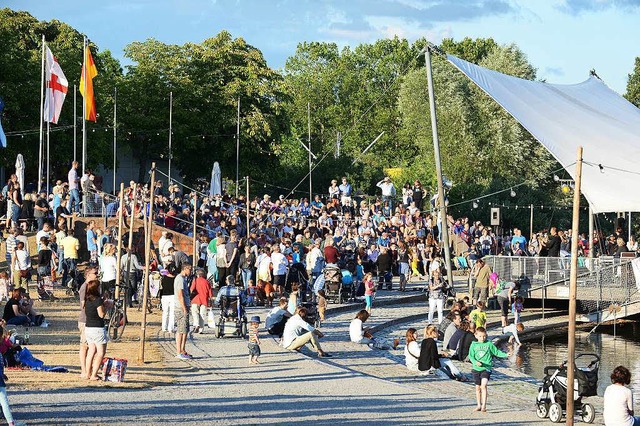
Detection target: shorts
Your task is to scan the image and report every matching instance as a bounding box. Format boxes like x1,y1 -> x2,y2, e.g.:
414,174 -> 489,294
365,295 -> 373,308
273,275 -> 285,287
497,296 -> 510,316
472,370 -> 491,385
85,326 -> 108,345
78,322 -> 87,344
175,307 -> 190,335
248,342 -> 261,357
473,286 -> 488,303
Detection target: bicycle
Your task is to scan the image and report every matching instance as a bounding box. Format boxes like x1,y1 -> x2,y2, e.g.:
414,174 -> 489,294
106,283 -> 129,341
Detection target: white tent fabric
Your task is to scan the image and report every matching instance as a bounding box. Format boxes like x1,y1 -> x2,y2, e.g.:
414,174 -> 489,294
447,54 -> 640,213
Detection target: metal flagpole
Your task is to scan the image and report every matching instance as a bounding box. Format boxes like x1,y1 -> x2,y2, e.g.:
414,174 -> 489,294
192,194 -> 197,268
246,176 -> 250,235
629,212 -> 632,243
38,35 -> 45,193
236,97 -> 240,198
82,36 -> 87,177
566,146 -> 584,426
46,120 -> 50,193
113,87 -> 117,194
168,91 -> 172,183
424,45 -> 454,288
307,102 -> 312,201
73,84 -> 77,162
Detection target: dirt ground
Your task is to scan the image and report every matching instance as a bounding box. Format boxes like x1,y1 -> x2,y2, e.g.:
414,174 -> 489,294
4,289 -> 174,390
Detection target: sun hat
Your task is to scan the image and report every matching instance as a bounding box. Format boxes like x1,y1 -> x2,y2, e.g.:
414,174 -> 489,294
250,316 -> 261,323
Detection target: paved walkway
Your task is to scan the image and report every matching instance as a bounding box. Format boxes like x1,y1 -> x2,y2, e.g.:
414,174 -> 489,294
6,275 -> 597,424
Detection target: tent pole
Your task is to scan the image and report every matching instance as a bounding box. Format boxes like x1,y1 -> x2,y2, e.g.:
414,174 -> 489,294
588,205 -> 594,259
566,146 -> 584,426
424,45 -> 454,288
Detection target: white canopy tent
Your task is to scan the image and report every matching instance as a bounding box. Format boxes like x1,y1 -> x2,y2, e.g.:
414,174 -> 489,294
447,54 -> 640,214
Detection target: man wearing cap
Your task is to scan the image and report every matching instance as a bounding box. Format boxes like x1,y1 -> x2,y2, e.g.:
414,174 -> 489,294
376,176 -> 396,211
34,190 -> 50,231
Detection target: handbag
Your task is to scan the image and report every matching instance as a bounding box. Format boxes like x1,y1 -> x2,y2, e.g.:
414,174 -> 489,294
207,308 -> 216,328
100,357 -> 128,382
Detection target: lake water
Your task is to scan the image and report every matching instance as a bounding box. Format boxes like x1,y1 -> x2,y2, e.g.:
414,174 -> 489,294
508,322 -> 640,400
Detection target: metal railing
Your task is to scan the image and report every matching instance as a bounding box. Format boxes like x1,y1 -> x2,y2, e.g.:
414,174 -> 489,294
484,255 -> 639,318
82,190 -> 118,217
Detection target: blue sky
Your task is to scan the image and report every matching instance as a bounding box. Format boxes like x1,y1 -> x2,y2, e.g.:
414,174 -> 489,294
6,0 -> 640,93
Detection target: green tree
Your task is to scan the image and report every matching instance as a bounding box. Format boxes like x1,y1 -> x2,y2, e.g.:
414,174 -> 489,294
625,57 -> 640,108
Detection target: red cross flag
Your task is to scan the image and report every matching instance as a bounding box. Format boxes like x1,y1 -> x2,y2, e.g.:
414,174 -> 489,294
44,46 -> 68,124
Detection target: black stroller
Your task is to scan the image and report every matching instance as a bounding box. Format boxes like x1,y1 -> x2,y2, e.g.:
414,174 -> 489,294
536,353 -> 599,423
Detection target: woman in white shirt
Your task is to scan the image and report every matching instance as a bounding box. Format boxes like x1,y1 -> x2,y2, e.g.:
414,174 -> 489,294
99,243 -> 118,295
404,328 -> 420,372
604,365 -> 640,426
349,310 -> 373,344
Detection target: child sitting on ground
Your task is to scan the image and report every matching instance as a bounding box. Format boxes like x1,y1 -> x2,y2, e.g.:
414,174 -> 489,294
0,272 -> 9,301
247,316 -> 261,364
468,326 -> 509,412
512,296 -> 524,324
469,301 -> 487,329
317,290 -> 327,322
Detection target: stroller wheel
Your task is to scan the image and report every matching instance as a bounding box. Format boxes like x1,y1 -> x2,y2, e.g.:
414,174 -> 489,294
581,403 -> 595,423
548,403 -> 563,423
535,402 -> 550,419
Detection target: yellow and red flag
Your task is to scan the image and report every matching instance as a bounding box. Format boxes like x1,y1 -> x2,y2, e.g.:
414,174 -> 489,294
79,45 -> 98,122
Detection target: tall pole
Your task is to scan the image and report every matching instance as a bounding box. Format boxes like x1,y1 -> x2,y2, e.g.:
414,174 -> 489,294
124,185 -> 137,312
192,194 -> 198,268
530,204 -> 534,241
588,205 -> 594,259
236,97 -> 240,198
246,176 -> 250,237
114,183 -> 125,301
629,212 -> 632,243
46,120 -> 50,193
168,91 -> 172,183
113,87 -> 117,194
38,35 -> 45,193
82,36 -> 87,177
424,46 -> 454,288
566,146 -> 584,426
73,84 -> 77,162
307,102 -> 312,201
139,162 -> 156,362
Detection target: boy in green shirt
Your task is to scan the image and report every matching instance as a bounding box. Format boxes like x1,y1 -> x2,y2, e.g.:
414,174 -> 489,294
469,300 -> 487,329
468,326 -> 509,412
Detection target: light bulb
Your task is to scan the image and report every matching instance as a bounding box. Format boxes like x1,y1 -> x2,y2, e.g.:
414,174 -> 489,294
472,202 -> 478,209
510,189 -> 516,197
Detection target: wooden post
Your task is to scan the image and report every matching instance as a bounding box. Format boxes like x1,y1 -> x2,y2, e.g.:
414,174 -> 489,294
124,186 -> 137,305
566,146 -> 583,426
138,162 -> 156,363
529,204 -> 534,241
192,193 -> 197,268
114,183 -> 125,301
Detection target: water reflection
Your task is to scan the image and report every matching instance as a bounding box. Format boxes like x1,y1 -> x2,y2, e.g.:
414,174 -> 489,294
512,322 -> 640,399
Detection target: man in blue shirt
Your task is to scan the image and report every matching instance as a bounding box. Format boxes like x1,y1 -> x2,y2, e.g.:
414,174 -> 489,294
510,228 -> 528,255
339,177 -> 353,213
86,220 -> 98,265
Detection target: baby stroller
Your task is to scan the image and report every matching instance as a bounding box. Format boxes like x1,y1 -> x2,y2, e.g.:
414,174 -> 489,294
535,353 -> 599,423
286,263 -> 310,301
300,301 -> 321,328
323,264 -> 344,304
215,293 -> 248,338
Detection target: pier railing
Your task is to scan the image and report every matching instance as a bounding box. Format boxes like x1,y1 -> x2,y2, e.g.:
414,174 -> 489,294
484,255 -> 639,318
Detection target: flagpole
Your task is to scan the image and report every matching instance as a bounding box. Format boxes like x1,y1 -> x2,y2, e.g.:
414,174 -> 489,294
113,87 -> 117,194
73,84 -> 77,162
236,97 -> 240,198
46,120 -> 50,193
168,91 -> 172,183
82,36 -> 87,177
38,35 -> 45,193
